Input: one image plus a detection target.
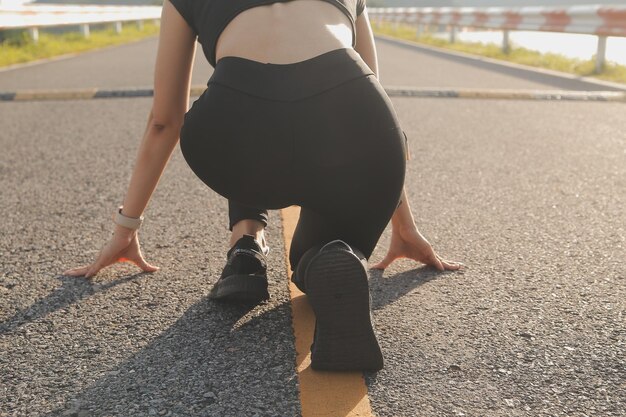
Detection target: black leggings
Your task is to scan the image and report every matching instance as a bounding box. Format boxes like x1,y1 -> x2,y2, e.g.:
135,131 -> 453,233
179,47 -> 407,271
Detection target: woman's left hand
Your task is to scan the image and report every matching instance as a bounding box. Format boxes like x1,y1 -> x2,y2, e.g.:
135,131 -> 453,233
371,225 -> 463,271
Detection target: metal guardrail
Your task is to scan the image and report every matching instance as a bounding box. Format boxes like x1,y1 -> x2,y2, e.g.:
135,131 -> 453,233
3,4 -> 624,73
368,5 -> 626,72
0,4 -> 162,42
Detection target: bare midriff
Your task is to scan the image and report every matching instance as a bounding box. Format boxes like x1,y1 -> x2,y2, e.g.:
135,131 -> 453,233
215,0 -> 354,65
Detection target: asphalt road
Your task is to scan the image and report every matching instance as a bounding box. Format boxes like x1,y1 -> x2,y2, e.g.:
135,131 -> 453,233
1,36 -> 624,417
0,35 -> 616,92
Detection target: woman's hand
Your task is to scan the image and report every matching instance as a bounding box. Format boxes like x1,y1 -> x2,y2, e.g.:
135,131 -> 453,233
371,225 -> 463,271
63,226 -> 159,278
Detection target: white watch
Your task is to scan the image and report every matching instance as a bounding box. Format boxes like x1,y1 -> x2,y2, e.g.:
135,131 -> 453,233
113,206 -> 144,230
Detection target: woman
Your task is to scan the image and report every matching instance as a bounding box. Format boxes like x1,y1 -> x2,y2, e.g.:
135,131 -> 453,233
64,0 -> 461,371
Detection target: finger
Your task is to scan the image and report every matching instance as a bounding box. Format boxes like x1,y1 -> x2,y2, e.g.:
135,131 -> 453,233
80,248 -> 107,278
122,239 -> 159,273
131,254 -> 159,273
120,251 -> 159,273
85,247 -> 120,278
371,252 -> 396,270
429,253 -> 445,271
63,266 -> 83,275
84,260 -> 104,278
440,259 -> 464,270
63,265 -> 90,276
435,252 -> 463,268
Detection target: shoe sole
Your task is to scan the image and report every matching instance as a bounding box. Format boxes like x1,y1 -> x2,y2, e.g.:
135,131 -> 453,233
304,248 -> 383,371
208,274 -> 269,302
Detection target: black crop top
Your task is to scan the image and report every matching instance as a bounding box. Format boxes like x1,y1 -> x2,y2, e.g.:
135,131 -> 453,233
168,0 -> 366,68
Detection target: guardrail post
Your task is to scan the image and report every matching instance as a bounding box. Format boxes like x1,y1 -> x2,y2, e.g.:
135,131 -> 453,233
502,30 -> 510,54
28,27 -> 39,43
80,23 -> 90,39
450,25 -> 457,43
416,23 -> 422,37
137,20 -> 144,31
595,35 -> 607,73
114,21 -> 122,34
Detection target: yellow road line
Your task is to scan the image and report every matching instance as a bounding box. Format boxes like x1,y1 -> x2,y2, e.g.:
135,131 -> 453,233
280,206 -> 374,417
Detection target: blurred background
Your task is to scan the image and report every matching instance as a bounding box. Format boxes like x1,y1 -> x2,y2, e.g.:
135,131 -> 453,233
1,0 -> 625,79
4,0 -> 624,4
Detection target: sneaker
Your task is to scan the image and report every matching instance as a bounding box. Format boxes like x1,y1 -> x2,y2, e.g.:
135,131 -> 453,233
290,244 -> 324,294
209,234 -> 269,302
304,240 -> 383,371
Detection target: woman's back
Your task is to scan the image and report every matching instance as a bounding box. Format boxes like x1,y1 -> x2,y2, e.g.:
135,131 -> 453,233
215,0 -> 355,65
168,0 -> 366,67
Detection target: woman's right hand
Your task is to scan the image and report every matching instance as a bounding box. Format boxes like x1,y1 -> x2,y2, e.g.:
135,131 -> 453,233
371,225 -> 463,272
63,227 -> 159,278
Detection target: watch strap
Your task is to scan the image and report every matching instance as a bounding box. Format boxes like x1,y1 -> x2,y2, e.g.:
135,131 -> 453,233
113,206 -> 143,229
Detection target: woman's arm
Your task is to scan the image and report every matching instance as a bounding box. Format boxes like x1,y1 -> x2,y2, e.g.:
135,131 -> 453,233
390,188 -> 415,230
63,2 -> 198,278
115,0 -> 197,231
354,8 -> 379,79
355,9 -> 415,233
355,9 -> 462,271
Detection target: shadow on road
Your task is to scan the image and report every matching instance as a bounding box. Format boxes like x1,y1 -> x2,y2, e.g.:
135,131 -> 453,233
32,266 -> 454,415
43,296 -> 299,416
0,273 -> 145,335
369,266 -> 452,311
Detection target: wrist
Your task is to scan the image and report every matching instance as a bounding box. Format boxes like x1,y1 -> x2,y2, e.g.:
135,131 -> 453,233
113,223 -> 137,240
113,205 -> 144,230
112,205 -> 143,241
391,212 -> 415,231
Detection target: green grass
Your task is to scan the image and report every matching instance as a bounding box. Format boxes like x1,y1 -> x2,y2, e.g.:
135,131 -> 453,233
373,22 -> 626,85
0,21 -> 159,68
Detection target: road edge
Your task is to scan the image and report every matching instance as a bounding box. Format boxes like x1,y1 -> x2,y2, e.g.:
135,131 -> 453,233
0,36 -> 159,74
374,33 -> 626,92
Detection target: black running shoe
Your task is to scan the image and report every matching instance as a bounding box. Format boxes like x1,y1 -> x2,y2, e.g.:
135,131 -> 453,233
209,234 -> 269,302
290,243 -> 324,294
304,240 -> 383,371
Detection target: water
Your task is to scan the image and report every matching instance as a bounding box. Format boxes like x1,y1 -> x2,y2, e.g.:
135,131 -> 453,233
435,30 -> 626,65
